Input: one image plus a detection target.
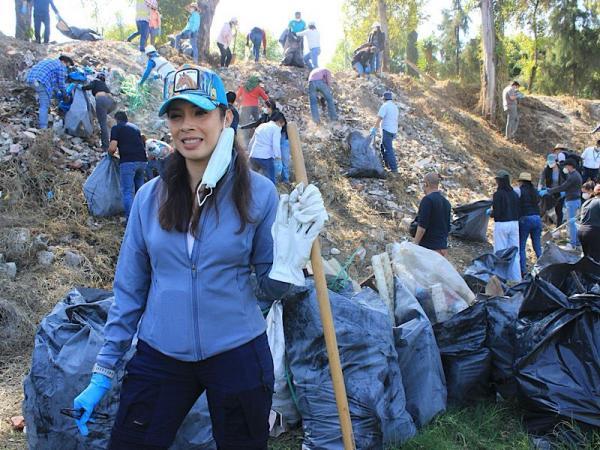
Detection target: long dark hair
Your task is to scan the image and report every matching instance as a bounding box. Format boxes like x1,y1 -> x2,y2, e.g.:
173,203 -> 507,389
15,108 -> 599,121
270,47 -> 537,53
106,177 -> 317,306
520,181 -> 539,205
495,176 -> 512,192
158,106 -> 254,236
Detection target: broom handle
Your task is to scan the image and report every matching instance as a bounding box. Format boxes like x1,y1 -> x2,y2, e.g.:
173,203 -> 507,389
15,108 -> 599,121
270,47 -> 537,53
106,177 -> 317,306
287,122 -> 356,450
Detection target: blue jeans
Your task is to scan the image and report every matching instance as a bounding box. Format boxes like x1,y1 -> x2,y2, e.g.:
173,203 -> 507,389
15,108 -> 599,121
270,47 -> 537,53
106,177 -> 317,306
145,159 -> 164,180
565,199 -> 581,246
308,79 -> 338,124
304,47 -> 321,70
519,215 -> 542,274
33,12 -> 50,43
353,62 -> 371,77
136,20 -> 150,52
380,130 -> 398,172
280,138 -> 290,182
176,30 -> 199,63
109,336 -> 273,449
120,161 -> 147,218
371,51 -> 382,73
251,157 -> 276,184
33,83 -> 51,129
251,36 -> 262,62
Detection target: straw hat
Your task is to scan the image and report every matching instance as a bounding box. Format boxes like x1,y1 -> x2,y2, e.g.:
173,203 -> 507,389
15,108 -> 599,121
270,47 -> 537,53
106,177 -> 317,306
517,172 -> 532,182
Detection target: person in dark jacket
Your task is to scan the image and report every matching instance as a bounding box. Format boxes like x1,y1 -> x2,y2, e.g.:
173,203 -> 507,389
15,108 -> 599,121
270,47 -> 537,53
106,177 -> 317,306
83,73 -> 116,151
108,111 -> 148,219
240,99 -> 278,130
578,181 -> 600,261
247,27 -> 267,62
413,172 -> 451,257
490,170 -> 521,282
368,22 -> 385,74
538,153 -> 566,225
352,45 -> 375,78
543,158 -> 583,249
71,67 -> 327,449
516,172 -> 542,275
225,91 -> 239,132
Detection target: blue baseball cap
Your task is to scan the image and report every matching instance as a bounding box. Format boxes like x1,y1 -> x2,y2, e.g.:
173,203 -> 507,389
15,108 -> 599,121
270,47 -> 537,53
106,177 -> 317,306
159,67 -> 228,116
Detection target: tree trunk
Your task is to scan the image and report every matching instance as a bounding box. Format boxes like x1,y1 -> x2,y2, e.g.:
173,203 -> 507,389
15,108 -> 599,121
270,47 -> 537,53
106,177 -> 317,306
455,25 -> 460,77
378,0 -> 390,72
15,0 -> 33,40
528,0 -> 540,91
197,0 -> 219,62
480,0 -> 497,123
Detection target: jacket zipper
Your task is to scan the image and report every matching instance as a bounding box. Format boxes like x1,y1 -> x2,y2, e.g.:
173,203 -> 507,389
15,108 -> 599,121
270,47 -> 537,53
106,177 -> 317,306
189,208 -> 210,360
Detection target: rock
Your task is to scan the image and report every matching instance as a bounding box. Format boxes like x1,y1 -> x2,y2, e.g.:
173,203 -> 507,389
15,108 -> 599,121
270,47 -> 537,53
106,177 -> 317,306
330,248 -> 341,255
6,228 -> 31,257
64,251 -> 83,268
21,131 -> 37,140
10,416 -> 25,432
400,217 -> 414,232
37,250 -> 55,266
9,144 -> 22,154
0,253 -> 4,263
0,262 -> 17,280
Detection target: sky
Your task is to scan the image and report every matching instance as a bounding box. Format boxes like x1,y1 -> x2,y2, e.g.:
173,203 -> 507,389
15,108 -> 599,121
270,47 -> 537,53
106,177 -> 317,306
0,0 -> 479,65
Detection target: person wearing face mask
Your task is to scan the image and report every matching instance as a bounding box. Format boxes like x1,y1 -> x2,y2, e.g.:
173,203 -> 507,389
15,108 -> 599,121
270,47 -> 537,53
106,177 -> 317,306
240,99 -> 279,130
538,153 -> 566,226
413,172 -> 451,257
71,67 -> 327,449
581,140 -> 600,182
516,172 -> 542,275
577,181 -> 600,261
542,158 -> 583,250
490,170 -> 522,282
248,111 -> 286,184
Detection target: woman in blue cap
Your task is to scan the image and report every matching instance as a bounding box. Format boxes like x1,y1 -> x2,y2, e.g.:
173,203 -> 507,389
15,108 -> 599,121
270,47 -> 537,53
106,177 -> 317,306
71,66 -> 327,449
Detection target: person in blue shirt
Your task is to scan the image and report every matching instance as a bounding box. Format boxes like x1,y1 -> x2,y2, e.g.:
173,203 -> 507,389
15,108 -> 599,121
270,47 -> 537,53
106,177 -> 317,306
138,45 -> 176,100
71,67 -> 327,449
108,111 -> 148,219
28,0 -> 58,44
26,55 -> 74,128
173,3 -> 201,63
288,11 -> 306,33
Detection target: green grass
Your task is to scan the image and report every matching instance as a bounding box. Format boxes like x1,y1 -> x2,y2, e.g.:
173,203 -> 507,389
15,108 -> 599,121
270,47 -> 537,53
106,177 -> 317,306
269,401 -> 600,449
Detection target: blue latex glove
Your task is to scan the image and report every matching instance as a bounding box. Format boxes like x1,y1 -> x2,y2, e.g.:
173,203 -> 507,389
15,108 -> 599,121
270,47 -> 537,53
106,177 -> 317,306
560,192 -> 566,198
538,189 -> 548,196
153,73 -> 160,80
485,208 -> 492,216
72,373 -> 111,436
369,127 -> 377,137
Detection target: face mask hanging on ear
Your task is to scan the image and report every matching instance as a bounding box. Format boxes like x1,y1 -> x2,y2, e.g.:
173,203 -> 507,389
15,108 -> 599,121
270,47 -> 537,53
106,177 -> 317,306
563,167 -> 569,175
195,116 -> 235,207
582,193 -> 591,200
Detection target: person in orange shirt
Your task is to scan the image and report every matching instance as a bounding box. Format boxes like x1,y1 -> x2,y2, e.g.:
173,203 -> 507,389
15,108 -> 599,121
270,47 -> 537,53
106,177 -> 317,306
149,7 -> 161,46
236,75 -> 270,143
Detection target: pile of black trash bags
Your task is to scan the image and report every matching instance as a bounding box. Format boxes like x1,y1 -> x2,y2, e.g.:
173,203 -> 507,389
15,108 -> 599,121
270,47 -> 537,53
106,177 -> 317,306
22,251 -> 600,448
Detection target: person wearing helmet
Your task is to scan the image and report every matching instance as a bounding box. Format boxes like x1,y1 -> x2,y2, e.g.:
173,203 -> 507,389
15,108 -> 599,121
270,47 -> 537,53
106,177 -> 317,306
139,46 -> 177,100
216,18 -> 238,68
368,22 -> 385,74
71,66 -> 327,449
83,73 -> 116,151
25,55 -> 74,128
174,3 -> 201,63
297,21 -> 321,70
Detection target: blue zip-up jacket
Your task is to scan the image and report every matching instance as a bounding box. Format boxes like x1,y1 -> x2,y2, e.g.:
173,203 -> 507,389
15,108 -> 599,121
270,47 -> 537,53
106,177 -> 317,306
96,164 -> 289,371
183,11 -> 201,33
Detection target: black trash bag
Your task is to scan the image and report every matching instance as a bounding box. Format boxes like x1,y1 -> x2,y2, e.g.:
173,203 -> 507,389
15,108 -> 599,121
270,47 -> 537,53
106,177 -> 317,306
450,200 -> 493,242
283,281 -> 416,449
538,257 -> 600,296
463,247 -> 519,294
57,18 -> 102,41
23,288 -> 131,450
485,292 -> 525,399
281,32 -> 304,67
535,242 -> 582,272
346,131 -> 386,178
170,395 -> 216,450
514,277 -> 600,433
393,278 -> 447,428
433,301 -> 492,405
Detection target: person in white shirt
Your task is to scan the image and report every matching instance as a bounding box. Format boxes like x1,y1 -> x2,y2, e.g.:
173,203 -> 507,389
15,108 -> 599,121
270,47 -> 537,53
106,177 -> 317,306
502,81 -> 523,140
248,111 -> 286,184
370,92 -> 399,173
216,18 -> 238,68
581,140 -> 600,182
297,22 -> 321,70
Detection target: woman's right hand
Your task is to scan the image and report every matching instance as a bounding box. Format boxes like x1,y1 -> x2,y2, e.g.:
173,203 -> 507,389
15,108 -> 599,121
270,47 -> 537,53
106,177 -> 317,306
72,373 -> 111,436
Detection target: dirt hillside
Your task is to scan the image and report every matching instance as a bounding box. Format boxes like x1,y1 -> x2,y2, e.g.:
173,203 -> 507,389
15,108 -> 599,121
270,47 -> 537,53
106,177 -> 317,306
0,35 -> 598,447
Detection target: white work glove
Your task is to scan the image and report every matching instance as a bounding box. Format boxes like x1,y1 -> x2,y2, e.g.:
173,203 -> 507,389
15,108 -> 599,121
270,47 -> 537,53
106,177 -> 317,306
269,184 -> 328,286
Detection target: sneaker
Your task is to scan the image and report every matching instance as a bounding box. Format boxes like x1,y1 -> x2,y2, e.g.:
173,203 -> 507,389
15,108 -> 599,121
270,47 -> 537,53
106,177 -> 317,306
559,243 -> 577,251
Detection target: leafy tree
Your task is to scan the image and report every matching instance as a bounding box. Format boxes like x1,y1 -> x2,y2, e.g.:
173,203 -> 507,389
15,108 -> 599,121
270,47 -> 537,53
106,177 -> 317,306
328,39 -> 353,72
437,0 -> 470,78
406,30 -> 419,76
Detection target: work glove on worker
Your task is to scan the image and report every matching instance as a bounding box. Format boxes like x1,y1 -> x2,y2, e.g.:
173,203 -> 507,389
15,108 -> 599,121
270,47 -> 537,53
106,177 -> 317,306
269,183 -> 328,286
538,188 -> 548,196
72,373 -> 111,436
370,127 -> 377,137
